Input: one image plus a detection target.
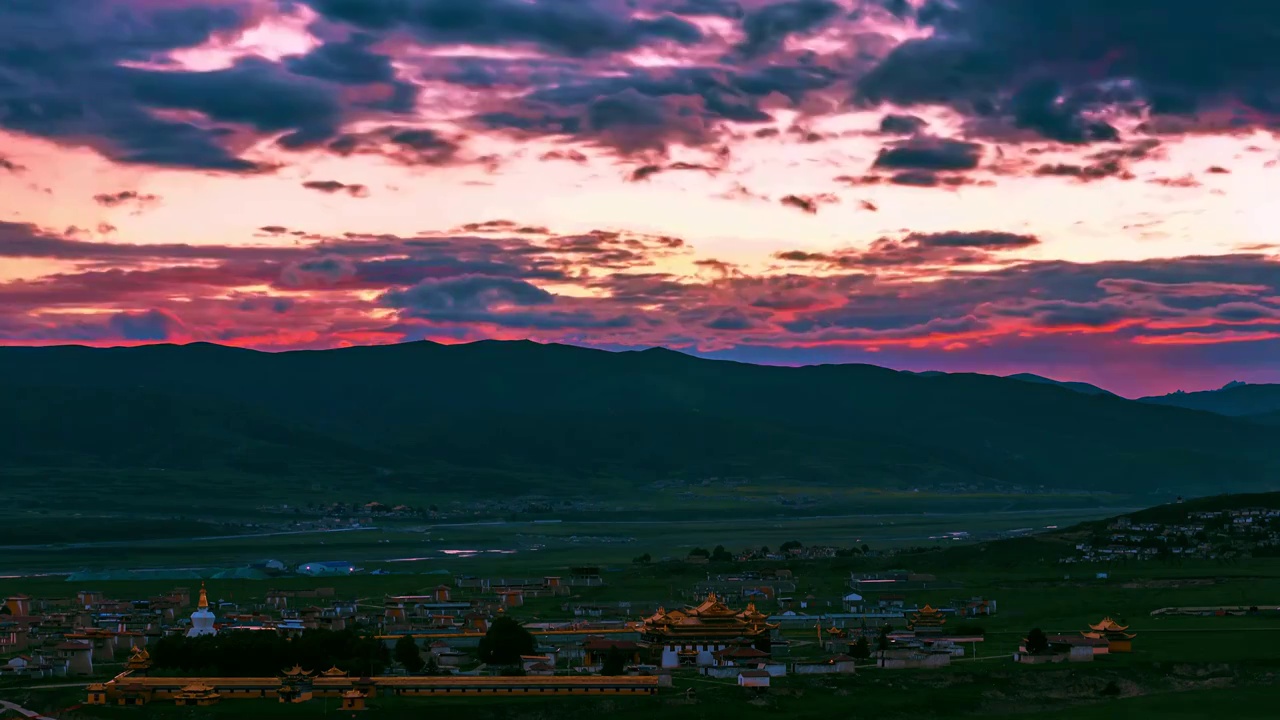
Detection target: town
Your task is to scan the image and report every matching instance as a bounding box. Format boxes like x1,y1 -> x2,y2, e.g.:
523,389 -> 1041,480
1063,506 -> 1280,564
3,500 -> 1280,718
0,551 -> 1196,713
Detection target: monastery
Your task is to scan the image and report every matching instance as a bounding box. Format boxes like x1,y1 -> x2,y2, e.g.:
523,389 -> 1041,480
1082,617 -> 1136,653
641,594 -> 776,668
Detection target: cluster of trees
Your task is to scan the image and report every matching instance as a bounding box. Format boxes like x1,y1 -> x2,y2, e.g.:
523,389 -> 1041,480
1025,628 -> 1049,655
392,636 -> 445,675
687,545 -> 735,562
633,540 -> 874,564
477,616 -> 536,666
151,630 -> 388,677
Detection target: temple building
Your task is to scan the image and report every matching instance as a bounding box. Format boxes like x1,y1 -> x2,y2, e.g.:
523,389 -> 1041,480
1082,617 -> 1135,653
126,647 -> 152,674
174,683 -> 221,706
186,584 -> 217,638
907,605 -> 947,633
641,594 -> 776,668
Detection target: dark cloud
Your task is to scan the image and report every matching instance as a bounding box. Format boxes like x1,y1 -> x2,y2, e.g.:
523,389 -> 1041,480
736,0 -> 842,57
0,1 -> 421,171
107,309 -> 184,341
704,308 -> 762,330
325,126 -> 462,165
856,0 -> 1280,144
470,62 -> 836,154
657,0 -> 745,18
910,231 -> 1040,249
773,230 -> 1037,269
886,170 -> 985,188
92,191 -> 160,209
304,0 -> 703,57
629,161 -> 720,182
302,180 -> 370,198
779,193 -> 838,214
878,113 -> 928,135
873,136 -> 983,171
0,1 -> 274,171
1033,160 -> 1132,182
539,149 -> 589,163
284,33 -> 419,112
0,156 -> 26,173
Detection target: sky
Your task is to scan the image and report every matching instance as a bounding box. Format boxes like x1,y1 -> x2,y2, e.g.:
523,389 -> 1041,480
1,0 -> 1279,397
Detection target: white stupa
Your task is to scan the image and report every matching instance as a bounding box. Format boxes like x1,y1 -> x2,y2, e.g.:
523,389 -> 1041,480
186,582 -> 218,637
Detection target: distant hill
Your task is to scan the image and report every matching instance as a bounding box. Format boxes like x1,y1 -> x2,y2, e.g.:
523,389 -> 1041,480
1246,410 -> 1280,426
1004,373 -> 1116,397
0,341 -> 1277,497
1140,382 -> 1280,417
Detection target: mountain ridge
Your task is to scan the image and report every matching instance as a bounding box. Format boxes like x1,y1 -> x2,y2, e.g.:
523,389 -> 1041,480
1,340 -> 1276,497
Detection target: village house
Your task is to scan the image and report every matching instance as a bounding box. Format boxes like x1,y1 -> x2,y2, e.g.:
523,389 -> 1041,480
736,669 -> 771,689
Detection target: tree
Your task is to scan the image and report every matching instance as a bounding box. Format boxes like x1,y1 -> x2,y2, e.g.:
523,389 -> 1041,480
780,540 -> 803,553
478,616 -> 536,666
711,545 -> 733,562
601,646 -> 627,676
394,635 -> 424,673
876,624 -> 891,656
759,546 -> 770,555
1025,628 -> 1049,655
688,547 -> 710,559
852,636 -> 871,660
860,544 -> 870,554
633,553 -> 652,564
424,653 -> 442,676
0,605 -> 10,616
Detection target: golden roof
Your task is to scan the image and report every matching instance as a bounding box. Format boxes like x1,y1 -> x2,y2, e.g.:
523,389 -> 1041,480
690,594 -> 737,618
1082,631 -> 1136,640
281,665 -> 313,677
1087,617 -> 1129,632
197,582 -> 209,611
321,666 -> 348,677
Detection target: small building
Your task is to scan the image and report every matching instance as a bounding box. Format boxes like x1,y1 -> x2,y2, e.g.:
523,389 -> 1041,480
582,638 -> 644,669
86,683 -> 109,705
712,646 -> 769,667
520,655 -> 554,673
3,595 -> 31,616
792,655 -> 857,675
737,669 -> 771,688
1045,635 -> 1109,657
341,690 -> 368,711
525,661 -> 555,676
55,641 -> 94,675
1083,617 -> 1135,653
174,683 -> 221,706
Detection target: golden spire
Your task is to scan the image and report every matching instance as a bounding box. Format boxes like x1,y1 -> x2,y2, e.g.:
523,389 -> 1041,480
198,582 -> 209,610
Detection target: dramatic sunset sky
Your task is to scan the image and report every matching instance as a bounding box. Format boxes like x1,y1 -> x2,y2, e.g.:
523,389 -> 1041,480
2,0 -> 1278,396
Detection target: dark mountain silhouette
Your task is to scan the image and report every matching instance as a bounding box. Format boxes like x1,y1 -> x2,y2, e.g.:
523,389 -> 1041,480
1,341 -> 1276,495
1139,382 -> 1280,417
1004,373 -> 1116,397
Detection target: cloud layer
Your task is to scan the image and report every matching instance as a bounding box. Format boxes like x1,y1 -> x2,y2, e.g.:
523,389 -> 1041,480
2,0 -> 1279,395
